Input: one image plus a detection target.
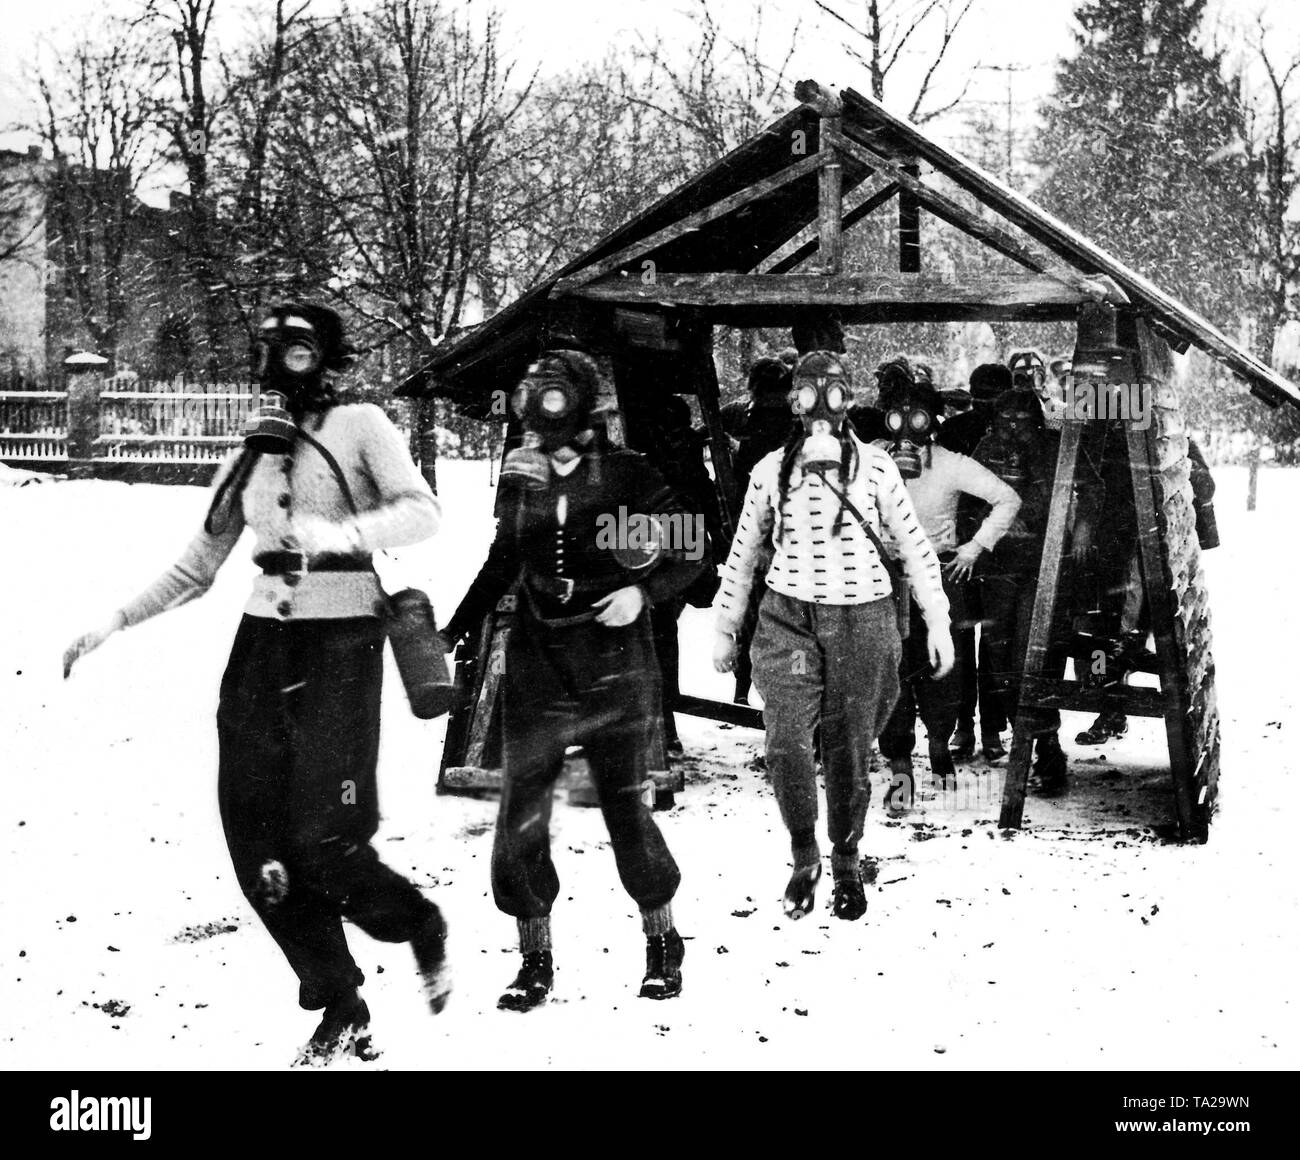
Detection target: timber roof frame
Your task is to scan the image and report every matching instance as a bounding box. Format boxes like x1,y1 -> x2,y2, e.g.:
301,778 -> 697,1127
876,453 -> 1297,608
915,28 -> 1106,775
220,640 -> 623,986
399,82 -> 1299,414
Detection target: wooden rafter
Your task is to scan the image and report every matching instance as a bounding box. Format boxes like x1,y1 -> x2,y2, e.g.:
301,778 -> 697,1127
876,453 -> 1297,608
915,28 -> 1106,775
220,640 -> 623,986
765,181 -> 901,275
552,152 -> 828,293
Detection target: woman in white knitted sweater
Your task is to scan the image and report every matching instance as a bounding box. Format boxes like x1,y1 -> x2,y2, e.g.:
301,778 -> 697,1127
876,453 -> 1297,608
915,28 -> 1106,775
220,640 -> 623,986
62,304 -> 449,1066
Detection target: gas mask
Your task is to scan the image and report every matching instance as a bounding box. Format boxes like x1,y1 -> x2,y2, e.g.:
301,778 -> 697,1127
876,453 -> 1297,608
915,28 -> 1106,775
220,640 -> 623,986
789,351 -> 853,473
244,305 -> 346,453
981,394 -> 1043,490
500,352 -> 598,490
881,394 -> 937,480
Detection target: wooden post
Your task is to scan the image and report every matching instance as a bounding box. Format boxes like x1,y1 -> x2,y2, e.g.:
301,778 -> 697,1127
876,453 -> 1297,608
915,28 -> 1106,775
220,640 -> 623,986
818,119 -> 843,274
999,416 -> 1082,829
416,395 -> 438,493
63,352 -> 109,463
899,162 -> 921,272
1247,445 -> 1259,511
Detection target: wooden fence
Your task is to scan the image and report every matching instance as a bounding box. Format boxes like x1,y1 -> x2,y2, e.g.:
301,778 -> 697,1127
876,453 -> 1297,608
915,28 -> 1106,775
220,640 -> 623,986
1,375 -> 252,472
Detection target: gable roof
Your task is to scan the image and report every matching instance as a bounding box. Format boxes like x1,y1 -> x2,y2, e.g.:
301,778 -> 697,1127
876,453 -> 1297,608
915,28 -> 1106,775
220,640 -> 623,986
399,84 -> 1299,413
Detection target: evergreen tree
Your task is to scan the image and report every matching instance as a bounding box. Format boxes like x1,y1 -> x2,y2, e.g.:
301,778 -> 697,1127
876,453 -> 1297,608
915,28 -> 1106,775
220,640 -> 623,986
1033,0 -> 1261,348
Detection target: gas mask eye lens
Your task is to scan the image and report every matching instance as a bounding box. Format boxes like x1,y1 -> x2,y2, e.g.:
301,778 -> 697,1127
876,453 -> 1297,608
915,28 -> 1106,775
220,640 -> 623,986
510,387 -> 528,417
825,384 -> 845,411
886,410 -> 904,433
909,410 -> 929,432
792,384 -> 817,414
282,343 -> 319,374
540,387 -> 569,414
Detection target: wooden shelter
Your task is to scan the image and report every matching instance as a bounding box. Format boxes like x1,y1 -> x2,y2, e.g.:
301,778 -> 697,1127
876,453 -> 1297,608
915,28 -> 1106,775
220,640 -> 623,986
401,81 -> 1300,841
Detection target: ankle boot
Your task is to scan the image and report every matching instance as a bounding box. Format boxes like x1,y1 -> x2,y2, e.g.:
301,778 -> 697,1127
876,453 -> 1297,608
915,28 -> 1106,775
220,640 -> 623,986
638,929 -> 685,1000
294,990 -> 378,1066
830,851 -> 867,921
498,951 -> 554,1012
410,905 -> 451,1014
885,755 -> 914,816
783,860 -> 823,919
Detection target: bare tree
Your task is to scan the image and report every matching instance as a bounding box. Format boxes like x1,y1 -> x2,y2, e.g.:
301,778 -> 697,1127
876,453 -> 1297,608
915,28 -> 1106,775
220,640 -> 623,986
212,0 -> 318,327
33,22 -> 168,369
1247,22 -> 1300,362
0,165 -> 44,266
811,0 -> 979,123
141,0 -> 230,375
280,0 -> 532,365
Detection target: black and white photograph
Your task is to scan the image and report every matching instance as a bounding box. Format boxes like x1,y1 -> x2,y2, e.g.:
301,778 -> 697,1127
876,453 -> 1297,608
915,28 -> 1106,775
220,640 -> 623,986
1,0 -> 1296,1126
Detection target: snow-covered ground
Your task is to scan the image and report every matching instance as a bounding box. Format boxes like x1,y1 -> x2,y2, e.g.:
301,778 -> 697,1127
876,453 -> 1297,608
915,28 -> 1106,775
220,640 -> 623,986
1,460 -> 1297,1070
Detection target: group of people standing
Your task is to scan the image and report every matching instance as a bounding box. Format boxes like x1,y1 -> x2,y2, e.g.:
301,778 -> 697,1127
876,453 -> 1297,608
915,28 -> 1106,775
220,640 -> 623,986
59,302 -> 1204,1065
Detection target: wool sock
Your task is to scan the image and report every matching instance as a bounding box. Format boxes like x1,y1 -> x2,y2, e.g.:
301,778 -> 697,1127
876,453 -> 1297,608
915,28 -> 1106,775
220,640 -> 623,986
640,903 -> 675,938
517,916 -> 552,954
791,829 -> 821,870
831,848 -> 861,882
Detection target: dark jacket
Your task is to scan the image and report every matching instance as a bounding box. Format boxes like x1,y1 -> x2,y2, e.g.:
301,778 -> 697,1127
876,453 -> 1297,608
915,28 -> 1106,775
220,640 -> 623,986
445,448 -> 707,641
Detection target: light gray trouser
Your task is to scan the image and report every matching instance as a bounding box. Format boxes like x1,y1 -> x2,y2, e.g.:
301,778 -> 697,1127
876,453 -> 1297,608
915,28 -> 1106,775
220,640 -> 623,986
750,590 -> 902,861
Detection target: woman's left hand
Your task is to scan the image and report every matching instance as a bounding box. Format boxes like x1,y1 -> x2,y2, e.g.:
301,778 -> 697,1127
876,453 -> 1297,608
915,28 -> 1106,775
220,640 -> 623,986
943,540 -> 983,582
593,585 -> 645,627
293,515 -> 362,557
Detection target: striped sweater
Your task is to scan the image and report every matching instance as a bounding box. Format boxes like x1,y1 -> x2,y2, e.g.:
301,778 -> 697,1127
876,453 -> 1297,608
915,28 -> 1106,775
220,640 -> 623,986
714,435 -> 949,635
116,403 -> 440,626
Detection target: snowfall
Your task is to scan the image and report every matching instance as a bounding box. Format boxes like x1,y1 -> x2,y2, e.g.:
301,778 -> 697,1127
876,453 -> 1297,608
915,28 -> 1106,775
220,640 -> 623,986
1,457 -> 1296,1071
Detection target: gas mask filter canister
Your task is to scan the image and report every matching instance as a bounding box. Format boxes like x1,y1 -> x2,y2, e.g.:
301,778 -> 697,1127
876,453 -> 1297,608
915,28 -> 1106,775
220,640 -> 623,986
789,352 -> 853,474
499,353 -> 597,490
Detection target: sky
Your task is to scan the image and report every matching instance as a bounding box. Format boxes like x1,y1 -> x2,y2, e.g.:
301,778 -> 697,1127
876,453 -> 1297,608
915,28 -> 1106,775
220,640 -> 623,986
1,0 -> 1297,183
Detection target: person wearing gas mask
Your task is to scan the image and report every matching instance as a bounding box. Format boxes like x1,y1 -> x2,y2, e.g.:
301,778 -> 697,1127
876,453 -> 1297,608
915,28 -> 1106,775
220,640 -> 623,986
441,349 -> 705,1012
1009,348 -> 1064,431
61,303 -> 450,1065
731,356 -> 796,706
966,387 -> 1069,784
712,351 -> 952,923
940,363 -> 1015,760
874,356 -> 1021,804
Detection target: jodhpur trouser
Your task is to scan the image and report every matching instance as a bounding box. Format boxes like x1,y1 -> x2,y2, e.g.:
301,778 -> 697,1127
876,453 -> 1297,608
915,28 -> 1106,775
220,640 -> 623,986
978,570 -> 1066,736
217,615 -> 436,1010
750,591 -> 902,859
878,567 -> 965,760
491,605 -> 681,919
954,579 -> 1008,738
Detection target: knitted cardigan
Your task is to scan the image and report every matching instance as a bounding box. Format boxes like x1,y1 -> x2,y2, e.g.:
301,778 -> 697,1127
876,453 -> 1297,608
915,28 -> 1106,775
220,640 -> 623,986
116,403 -> 440,626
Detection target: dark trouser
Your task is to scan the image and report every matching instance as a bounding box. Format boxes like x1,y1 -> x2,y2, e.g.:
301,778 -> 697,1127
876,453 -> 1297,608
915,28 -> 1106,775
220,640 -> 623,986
750,591 -> 902,859
217,615 -> 436,1011
492,605 -> 681,920
733,581 -> 762,703
650,596 -> 684,745
878,569 -> 966,760
955,580 -> 1007,738
979,571 -> 1065,735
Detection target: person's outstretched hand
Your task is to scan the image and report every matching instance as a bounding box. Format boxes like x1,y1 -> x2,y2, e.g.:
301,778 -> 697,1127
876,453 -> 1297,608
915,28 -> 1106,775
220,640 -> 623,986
713,631 -> 739,673
942,540 -> 984,582
63,614 -> 124,678
928,627 -> 955,679
593,585 -> 645,627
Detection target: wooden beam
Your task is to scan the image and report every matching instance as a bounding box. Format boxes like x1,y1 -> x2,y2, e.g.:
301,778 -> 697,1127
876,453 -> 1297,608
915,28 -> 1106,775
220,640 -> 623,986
766,182 -> 899,274
899,161 -> 921,272
829,127 -> 1128,304
552,153 -> 826,293
567,272 -> 1095,311
840,87 -> 1300,409
677,693 -> 764,731
818,120 -> 844,273
1000,416 -> 1083,830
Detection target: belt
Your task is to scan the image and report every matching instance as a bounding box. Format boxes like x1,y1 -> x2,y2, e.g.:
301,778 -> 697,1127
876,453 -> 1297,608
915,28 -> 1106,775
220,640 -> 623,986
255,550 -> 374,575
525,571 -> 616,606
521,581 -> 600,628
